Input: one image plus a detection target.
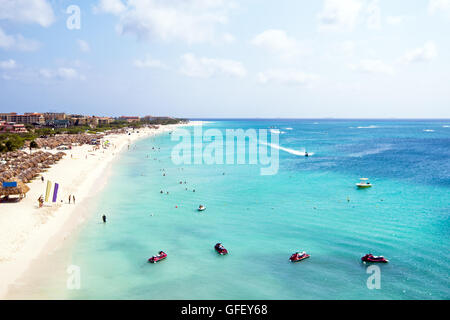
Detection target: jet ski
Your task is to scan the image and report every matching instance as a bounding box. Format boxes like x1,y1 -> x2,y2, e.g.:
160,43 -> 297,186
148,251 -> 167,263
214,243 -> 228,255
198,205 -> 206,211
361,253 -> 388,263
289,251 -> 310,262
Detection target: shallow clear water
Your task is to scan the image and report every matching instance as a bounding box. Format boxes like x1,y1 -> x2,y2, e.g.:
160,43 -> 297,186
11,120 -> 450,299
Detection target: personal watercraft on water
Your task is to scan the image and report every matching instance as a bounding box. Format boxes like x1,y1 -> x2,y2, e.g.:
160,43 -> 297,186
214,243 -> 228,255
198,205 -> 206,211
289,251 -> 310,262
361,253 -> 388,263
148,251 -> 167,263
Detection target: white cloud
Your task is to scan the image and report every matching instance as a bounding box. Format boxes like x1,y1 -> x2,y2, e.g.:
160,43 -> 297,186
251,29 -> 309,58
221,32 -> 235,44
94,0 -> 127,15
317,0 -> 363,31
0,59 -> 17,69
318,0 -> 385,31
337,40 -> 356,56
0,0 -> 55,27
366,0 -> 381,30
2,64 -> 85,82
58,68 -> 83,80
180,53 -> 246,78
77,40 -> 91,53
257,69 -> 319,86
386,16 -> 407,25
94,0 -> 237,44
39,67 -> 85,81
350,59 -> 395,75
133,56 -> 167,69
401,42 -> 437,64
428,0 -> 450,14
0,27 -> 40,51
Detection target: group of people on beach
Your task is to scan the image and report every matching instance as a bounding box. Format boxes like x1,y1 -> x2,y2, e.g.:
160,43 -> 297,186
37,194 -> 76,208
68,195 -> 76,204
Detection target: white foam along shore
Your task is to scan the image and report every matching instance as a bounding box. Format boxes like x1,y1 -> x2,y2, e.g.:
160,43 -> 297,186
0,121 -> 202,298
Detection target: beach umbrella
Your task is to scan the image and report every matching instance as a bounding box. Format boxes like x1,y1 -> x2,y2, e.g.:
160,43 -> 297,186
0,180 -> 30,198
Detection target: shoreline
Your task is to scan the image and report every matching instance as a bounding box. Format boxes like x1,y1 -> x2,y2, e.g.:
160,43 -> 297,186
0,121 -> 201,299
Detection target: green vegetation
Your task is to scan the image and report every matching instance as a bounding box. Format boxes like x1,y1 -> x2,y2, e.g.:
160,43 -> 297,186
0,133 -> 34,153
0,117 -> 185,153
142,117 -> 186,126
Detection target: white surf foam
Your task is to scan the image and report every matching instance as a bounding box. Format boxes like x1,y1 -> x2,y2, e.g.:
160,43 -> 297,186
349,144 -> 392,157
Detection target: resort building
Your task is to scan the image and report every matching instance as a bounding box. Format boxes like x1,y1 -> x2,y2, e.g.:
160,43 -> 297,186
0,113 -> 45,125
0,121 -> 28,133
44,113 -> 67,121
68,114 -> 89,126
45,119 -> 71,128
96,117 -> 113,125
119,116 -> 140,123
68,115 -> 112,127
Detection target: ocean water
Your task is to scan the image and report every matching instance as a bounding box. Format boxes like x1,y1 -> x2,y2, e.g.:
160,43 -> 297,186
10,120 -> 450,299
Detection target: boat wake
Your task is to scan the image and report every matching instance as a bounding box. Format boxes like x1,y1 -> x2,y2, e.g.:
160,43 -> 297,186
260,142 -> 313,156
351,125 -> 379,129
423,129 -> 435,132
269,129 -> 287,134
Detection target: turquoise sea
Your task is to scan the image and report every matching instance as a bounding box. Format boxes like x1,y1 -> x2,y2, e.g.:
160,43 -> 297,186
9,120 -> 450,299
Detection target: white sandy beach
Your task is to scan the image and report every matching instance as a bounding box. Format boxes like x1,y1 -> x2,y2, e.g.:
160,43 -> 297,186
0,122 -> 201,298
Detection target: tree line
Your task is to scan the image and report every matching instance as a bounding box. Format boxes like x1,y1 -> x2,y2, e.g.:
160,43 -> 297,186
0,118 -> 186,153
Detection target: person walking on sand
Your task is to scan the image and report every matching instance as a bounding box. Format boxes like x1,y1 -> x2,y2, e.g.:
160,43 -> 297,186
72,195 -> 76,204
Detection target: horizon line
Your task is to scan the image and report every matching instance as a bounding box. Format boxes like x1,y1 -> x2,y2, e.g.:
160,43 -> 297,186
187,117 -> 450,120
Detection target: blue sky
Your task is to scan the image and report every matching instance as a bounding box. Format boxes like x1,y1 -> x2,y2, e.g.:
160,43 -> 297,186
0,0 -> 449,118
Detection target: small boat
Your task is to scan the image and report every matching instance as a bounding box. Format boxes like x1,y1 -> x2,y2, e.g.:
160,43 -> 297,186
361,253 -> 388,263
214,243 -> 228,255
198,205 -> 206,211
148,251 -> 167,263
289,251 -> 310,262
356,178 -> 372,188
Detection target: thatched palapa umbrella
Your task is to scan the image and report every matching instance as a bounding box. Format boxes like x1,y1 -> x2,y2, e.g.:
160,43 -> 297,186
0,180 -> 30,199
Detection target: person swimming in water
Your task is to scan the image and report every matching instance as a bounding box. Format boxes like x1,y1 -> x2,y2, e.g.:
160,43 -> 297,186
102,215 -> 107,223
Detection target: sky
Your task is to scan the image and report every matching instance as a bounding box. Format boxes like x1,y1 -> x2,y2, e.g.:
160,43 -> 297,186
0,0 -> 449,118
